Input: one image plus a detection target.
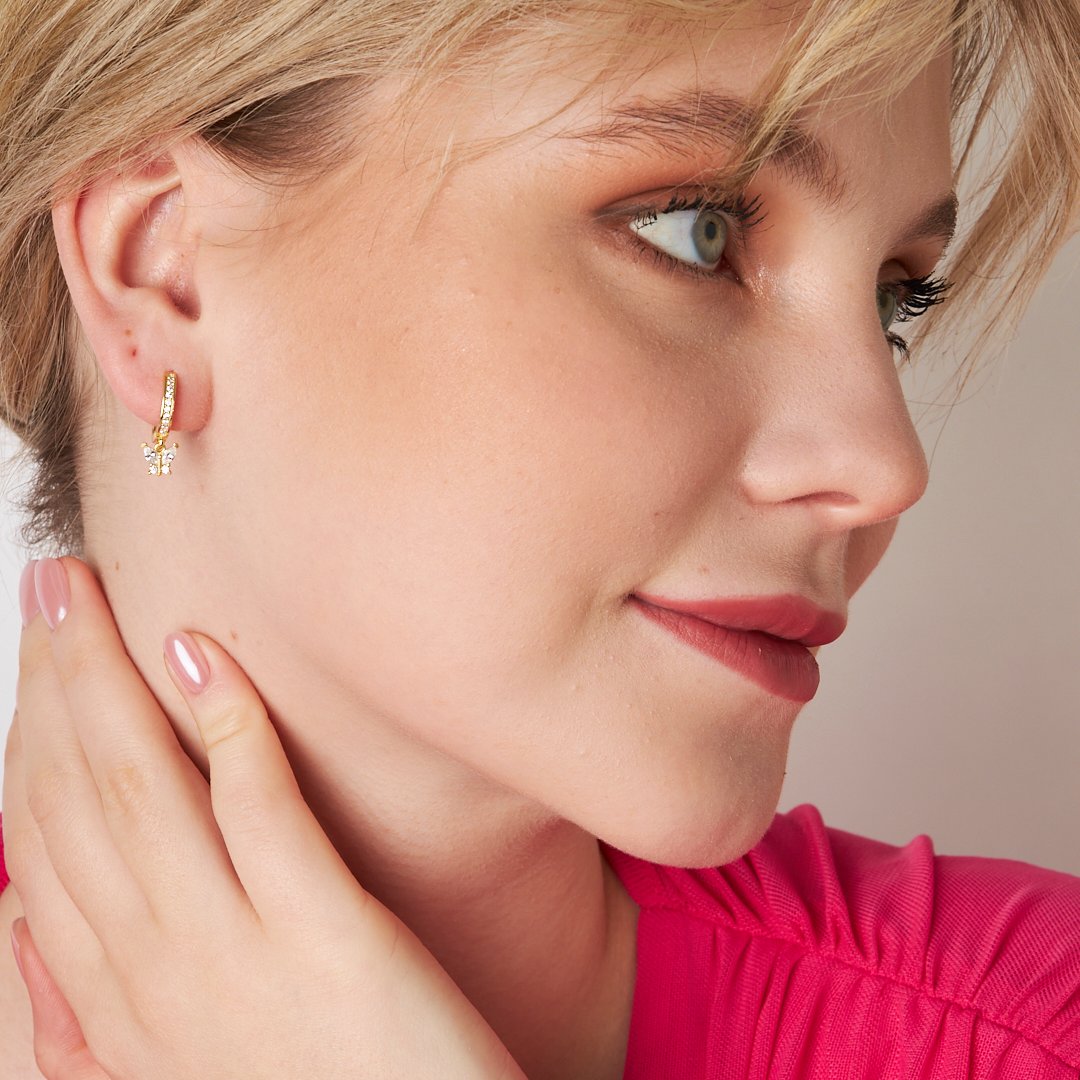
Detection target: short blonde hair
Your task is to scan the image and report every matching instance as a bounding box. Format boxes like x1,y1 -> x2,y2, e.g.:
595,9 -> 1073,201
1,0 -> 1077,555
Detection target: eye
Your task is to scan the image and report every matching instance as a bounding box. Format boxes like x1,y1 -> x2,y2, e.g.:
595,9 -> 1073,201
876,274 -> 952,362
877,274 -> 951,333
630,208 -> 730,271
876,284 -> 899,330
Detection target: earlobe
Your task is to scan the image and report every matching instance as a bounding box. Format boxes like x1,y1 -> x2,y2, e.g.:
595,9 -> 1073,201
50,148 -> 208,435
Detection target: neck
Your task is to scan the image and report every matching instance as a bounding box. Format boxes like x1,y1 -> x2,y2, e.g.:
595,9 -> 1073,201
78,537 -> 639,1080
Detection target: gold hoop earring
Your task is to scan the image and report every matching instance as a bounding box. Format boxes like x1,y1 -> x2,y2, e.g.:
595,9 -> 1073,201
141,370 -> 179,476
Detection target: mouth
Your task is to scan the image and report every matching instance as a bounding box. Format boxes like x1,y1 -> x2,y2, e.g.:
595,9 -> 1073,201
628,592 -> 847,703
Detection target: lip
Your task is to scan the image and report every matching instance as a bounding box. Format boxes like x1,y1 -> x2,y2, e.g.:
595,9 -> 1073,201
629,592 -> 847,703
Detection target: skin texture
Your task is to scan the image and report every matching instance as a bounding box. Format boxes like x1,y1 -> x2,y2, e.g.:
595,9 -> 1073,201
0,9 -> 952,1079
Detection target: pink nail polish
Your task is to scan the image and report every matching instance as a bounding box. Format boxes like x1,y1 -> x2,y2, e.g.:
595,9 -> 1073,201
34,558 -> 70,630
164,632 -> 210,694
18,561 -> 39,628
9,922 -> 25,983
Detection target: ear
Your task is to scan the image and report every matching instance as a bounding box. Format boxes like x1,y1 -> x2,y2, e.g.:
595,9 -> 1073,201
51,138 -> 226,435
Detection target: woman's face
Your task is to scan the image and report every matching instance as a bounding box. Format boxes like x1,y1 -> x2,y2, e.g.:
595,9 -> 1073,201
174,14 -> 951,864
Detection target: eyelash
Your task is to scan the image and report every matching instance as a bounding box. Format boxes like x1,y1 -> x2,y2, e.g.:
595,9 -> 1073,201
624,190 -> 953,361
883,275 -> 952,361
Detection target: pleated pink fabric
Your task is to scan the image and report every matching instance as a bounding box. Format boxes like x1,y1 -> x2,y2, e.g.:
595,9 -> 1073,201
601,803 -> 1080,1078
3,806 -> 1079,1077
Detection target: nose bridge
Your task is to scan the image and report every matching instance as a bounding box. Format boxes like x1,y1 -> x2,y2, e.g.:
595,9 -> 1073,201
738,329 -> 930,527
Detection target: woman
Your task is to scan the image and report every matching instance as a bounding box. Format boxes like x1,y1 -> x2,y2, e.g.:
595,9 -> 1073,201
0,0 -> 1078,1077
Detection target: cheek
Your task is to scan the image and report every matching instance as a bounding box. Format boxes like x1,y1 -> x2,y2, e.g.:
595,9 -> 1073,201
196,177 -> 810,866
846,519 -> 900,597
237,197 -> 730,642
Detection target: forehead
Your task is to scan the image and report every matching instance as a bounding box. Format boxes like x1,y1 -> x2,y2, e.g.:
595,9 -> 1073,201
414,10 -> 954,192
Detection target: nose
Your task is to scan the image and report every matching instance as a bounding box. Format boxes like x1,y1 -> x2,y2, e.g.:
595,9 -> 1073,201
736,324 -> 930,531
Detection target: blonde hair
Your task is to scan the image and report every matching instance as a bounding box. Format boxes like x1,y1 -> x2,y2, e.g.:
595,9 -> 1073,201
1,0 -> 1077,556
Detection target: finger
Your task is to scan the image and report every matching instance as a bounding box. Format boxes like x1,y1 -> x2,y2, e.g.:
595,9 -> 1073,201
2,713 -> 112,1040
164,631 -> 372,933
32,557 -> 241,924
11,917 -> 109,1080
15,582 -> 150,948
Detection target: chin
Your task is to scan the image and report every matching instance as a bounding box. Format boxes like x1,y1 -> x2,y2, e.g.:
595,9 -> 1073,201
595,749 -> 789,870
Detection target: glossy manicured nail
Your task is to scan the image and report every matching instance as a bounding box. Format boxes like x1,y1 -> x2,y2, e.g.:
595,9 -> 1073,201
34,559 -> 70,630
164,632 -> 210,695
10,921 -> 24,983
18,561 -> 39,628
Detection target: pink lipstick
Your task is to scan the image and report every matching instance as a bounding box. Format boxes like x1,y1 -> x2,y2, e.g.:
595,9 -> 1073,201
629,592 -> 846,703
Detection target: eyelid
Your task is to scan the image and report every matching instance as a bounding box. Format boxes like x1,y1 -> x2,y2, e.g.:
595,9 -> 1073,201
604,185 -> 765,231
879,241 -> 951,286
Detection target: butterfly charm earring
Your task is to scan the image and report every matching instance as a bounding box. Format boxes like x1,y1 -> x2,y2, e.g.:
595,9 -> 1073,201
141,370 -> 179,476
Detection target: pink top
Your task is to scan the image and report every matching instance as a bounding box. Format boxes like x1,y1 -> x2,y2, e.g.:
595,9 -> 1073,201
601,803 -> 1080,1078
3,804 -> 1079,1077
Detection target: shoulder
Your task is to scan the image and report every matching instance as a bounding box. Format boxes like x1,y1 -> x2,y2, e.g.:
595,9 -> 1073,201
603,804 -> 1080,1078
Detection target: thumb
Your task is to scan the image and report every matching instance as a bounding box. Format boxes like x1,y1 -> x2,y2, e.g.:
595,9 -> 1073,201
161,631 -> 371,934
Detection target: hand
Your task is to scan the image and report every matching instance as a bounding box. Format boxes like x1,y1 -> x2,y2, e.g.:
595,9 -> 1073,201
3,556 -> 526,1080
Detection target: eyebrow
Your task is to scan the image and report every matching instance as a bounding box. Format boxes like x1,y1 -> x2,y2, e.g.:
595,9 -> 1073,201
897,191 -> 960,250
562,89 -> 959,249
563,90 -> 844,199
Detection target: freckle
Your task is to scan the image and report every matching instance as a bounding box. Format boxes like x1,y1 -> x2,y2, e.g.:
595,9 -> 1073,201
114,561 -> 120,571
124,329 -> 132,337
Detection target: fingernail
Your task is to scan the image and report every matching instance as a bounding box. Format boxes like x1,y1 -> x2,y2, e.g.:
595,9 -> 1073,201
9,921 -> 25,983
164,632 -> 210,694
18,561 -> 39,628
34,558 -> 70,631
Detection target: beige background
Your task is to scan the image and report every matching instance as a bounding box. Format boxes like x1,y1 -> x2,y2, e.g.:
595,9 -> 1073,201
0,235 -> 1077,875
779,233 -> 1080,875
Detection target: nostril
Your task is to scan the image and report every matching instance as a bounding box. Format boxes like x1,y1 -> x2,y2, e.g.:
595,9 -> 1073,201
787,490 -> 859,507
